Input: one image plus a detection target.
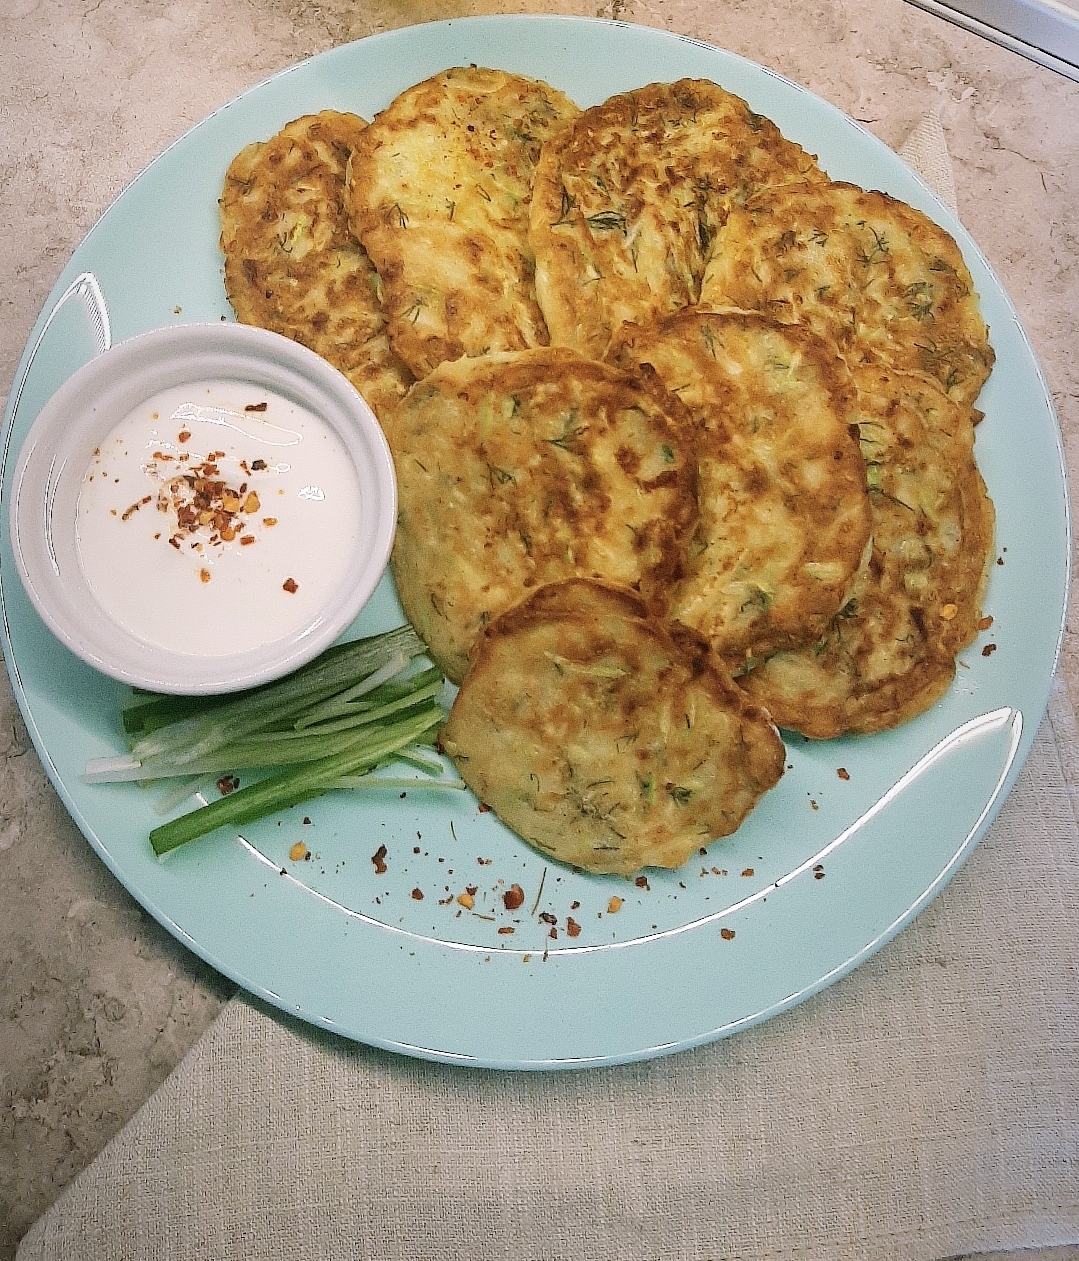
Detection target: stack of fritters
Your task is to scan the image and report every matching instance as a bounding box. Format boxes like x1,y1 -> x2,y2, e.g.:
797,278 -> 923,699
219,67 -> 996,874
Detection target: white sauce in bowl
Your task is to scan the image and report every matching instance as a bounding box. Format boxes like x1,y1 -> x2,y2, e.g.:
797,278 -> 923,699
75,380 -> 362,657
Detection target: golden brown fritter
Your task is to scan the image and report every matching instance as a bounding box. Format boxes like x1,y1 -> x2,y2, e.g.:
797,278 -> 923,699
699,179 -> 995,410
529,78 -> 824,360
346,66 -> 580,379
219,110 -> 414,422
607,310 -> 871,671
440,579 -> 786,875
389,348 -> 699,684
736,365 -> 995,737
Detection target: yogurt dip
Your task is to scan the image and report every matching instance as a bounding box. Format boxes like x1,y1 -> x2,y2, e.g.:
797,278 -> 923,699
76,379 -> 362,657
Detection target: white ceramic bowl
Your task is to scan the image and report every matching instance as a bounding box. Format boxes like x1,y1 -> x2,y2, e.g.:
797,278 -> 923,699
8,323 -> 397,694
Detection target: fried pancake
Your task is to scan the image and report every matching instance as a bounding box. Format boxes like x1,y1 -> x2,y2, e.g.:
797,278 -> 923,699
607,310 -> 871,670
737,365 -> 995,737
389,348 -> 699,684
440,579 -> 785,875
219,111 -> 414,422
699,180 -> 995,410
346,67 -> 579,379
529,79 -> 825,360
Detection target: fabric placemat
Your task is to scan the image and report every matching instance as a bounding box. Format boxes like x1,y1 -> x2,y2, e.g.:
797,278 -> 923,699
17,120 -> 1079,1261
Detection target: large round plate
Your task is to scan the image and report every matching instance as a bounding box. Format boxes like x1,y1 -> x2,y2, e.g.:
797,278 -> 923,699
0,16 -> 1069,1067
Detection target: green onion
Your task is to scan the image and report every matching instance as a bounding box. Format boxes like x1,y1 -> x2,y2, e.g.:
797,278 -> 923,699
84,625 -> 454,857
149,705 -> 445,856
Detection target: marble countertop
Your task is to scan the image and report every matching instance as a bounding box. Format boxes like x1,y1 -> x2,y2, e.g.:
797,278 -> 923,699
1,0 -> 1077,1255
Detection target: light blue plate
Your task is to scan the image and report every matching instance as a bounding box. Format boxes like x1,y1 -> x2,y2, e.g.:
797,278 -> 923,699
0,16 -> 1069,1068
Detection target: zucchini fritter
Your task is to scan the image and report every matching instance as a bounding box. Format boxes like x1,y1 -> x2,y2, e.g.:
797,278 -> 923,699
218,111 -> 414,422
699,180 -> 995,409
441,579 -> 785,875
737,366 -> 995,737
389,348 -> 699,684
530,79 -> 824,360
346,67 -> 580,378
608,310 -> 871,670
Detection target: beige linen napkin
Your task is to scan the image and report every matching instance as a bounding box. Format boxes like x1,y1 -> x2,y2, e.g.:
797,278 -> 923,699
17,120 -> 1079,1261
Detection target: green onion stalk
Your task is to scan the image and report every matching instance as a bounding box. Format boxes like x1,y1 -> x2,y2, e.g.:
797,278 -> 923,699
83,626 -> 458,857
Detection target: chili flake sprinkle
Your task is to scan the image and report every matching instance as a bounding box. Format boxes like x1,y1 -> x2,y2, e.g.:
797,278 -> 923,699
127,428 -> 278,580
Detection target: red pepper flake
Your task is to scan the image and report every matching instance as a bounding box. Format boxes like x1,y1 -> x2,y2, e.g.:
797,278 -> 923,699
282,577 -> 299,593
566,917 -> 581,937
741,867 -> 755,877
121,495 -> 152,521
837,767 -> 850,781
240,534 -> 256,546
177,430 -> 191,443
503,883 -> 525,911
251,459 -> 267,471
635,875 -> 650,890
720,927 -> 736,941
982,643 -> 997,656
371,844 -> 388,874
244,401 -> 268,412
478,802 -> 492,813
411,887 -> 424,900
978,615 -> 994,630
216,775 -> 240,795
497,926 -> 515,935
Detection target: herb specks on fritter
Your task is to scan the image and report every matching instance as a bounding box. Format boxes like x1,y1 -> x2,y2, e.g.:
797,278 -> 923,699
346,67 -> 580,378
